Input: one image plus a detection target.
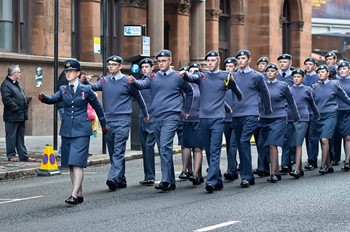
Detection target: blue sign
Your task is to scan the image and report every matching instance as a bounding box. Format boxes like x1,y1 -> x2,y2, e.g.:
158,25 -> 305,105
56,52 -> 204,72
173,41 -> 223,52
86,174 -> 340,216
130,64 -> 140,73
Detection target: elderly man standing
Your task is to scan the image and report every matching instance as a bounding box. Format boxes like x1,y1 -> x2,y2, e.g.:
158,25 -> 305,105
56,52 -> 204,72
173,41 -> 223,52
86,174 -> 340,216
1,65 -> 35,162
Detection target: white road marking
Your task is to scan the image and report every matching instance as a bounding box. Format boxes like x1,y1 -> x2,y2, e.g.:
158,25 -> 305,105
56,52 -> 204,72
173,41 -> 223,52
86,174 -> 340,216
194,221 -> 240,232
0,195 -> 44,205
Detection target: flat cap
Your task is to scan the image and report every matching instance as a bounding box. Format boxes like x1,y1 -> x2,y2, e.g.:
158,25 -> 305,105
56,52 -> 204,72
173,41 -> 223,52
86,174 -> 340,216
256,57 -> 269,65
264,63 -> 278,72
235,49 -> 251,58
291,68 -> 305,77
156,49 -> 172,59
139,57 -> 154,66
204,50 -> 220,60
224,57 -> 238,65
107,55 -> 123,63
64,59 -> 81,71
277,53 -> 292,60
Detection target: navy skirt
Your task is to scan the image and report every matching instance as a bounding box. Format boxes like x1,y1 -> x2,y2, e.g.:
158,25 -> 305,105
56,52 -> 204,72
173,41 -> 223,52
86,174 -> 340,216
314,112 -> 337,139
182,121 -> 203,148
337,110 -> 350,137
287,121 -> 308,146
61,136 -> 90,168
260,117 -> 287,147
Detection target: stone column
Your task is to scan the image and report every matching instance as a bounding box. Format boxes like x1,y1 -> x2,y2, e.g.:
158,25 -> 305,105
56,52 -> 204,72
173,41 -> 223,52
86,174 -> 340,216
148,0 -> 164,57
205,0 -> 221,51
229,0 -> 246,54
190,0 -> 205,63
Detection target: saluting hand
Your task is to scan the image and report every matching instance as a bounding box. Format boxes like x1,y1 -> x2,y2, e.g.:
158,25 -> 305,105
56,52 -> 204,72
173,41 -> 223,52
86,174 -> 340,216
101,125 -> 108,135
38,93 -> 46,102
128,75 -> 135,84
178,71 -> 186,78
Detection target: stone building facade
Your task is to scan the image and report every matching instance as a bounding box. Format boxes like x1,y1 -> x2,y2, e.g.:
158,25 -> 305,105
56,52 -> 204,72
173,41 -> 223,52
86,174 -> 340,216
0,0 -> 312,136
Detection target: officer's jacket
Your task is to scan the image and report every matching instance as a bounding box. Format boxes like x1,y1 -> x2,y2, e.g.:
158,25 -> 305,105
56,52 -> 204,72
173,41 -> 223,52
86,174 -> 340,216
43,83 -> 106,137
1,76 -> 28,122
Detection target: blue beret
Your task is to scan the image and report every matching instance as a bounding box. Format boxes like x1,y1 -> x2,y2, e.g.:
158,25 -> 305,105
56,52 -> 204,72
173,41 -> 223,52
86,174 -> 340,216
107,55 -> 123,63
337,61 -> 350,70
235,49 -> 251,58
64,59 -> 81,71
325,51 -> 337,59
256,57 -> 269,65
139,58 -> 154,66
264,63 -> 278,72
328,65 -> 337,76
179,66 -> 189,72
316,64 -> 329,73
204,50 -> 220,60
277,53 -> 292,60
224,57 -> 238,65
304,57 -> 317,65
156,49 -> 172,59
188,63 -> 201,70
291,68 -> 305,77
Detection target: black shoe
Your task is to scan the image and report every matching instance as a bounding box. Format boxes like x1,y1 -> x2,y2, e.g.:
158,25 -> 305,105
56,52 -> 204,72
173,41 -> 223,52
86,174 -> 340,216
267,174 -> 278,183
304,163 -> 315,170
189,176 -> 204,185
319,166 -> 333,174
139,179 -> 155,186
205,184 -> 215,193
341,163 -> 350,171
331,161 -> 339,166
240,179 -> 250,188
179,171 -> 188,180
275,174 -> 282,181
77,196 -> 84,204
279,166 -> 291,174
65,196 -> 78,205
106,179 -> 117,191
224,172 -> 238,181
289,170 -> 300,179
155,182 -> 176,191
253,169 -> 270,177
300,170 -> 305,177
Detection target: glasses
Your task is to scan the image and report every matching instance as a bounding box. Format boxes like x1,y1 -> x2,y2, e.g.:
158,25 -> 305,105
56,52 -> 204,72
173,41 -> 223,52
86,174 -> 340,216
107,63 -> 120,67
157,59 -> 170,63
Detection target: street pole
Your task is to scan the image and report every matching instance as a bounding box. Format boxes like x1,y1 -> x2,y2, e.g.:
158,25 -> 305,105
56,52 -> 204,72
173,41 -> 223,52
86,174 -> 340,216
101,0 -> 107,154
53,0 -> 59,150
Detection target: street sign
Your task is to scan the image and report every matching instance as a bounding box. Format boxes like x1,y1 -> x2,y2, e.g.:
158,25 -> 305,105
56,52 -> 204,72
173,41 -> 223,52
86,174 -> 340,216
94,37 -> 100,53
130,63 -> 140,73
124,25 -> 142,37
141,36 -> 150,56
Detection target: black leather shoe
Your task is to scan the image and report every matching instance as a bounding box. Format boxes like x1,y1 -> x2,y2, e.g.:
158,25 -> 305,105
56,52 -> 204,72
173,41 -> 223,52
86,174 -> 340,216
253,169 -> 270,177
140,179 -> 155,186
240,179 -> 250,188
341,163 -> 350,171
224,172 -> 238,181
179,171 -> 188,180
155,182 -> 176,191
189,176 -> 204,185
267,174 -> 278,183
300,170 -> 304,177
106,179 -> 117,191
77,196 -> 84,204
205,184 -> 215,193
279,166 -> 291,174
65,196 -> 78,205
289,170 -> 300,179
319,166 -> 333,174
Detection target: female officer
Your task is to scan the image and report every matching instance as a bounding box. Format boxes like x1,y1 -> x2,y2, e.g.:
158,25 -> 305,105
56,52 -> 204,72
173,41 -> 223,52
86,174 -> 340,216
38,59 -> 107,205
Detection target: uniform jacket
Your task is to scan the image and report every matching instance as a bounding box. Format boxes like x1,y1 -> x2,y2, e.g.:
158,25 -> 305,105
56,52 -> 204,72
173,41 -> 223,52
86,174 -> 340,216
1,76 -> 28,122
42,83 -> 107,137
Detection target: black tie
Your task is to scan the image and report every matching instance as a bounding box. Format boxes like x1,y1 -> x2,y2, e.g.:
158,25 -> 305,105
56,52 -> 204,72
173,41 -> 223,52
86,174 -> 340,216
282,73 -> 286,78
112,76 -> 115,81
70,84 -> 74,94
322,81 -> 325,84
163,72 -> 167,76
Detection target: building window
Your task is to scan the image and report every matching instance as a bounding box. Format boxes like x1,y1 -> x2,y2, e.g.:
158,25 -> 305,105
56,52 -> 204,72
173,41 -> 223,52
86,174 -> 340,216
101,0 -> 121,56
0,0 -> 27,52
71,0 -> 80,59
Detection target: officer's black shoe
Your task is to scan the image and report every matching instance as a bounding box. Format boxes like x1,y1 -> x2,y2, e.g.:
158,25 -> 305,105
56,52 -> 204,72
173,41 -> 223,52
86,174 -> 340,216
223,172 -> 238,181
106,179 -> 117,191
155,182 -> 176,191
279,166 -> 291,174
140,179 -> 155,186
65,196 -> 78,205
289,170 -> 300,179
240,180 -> 250,188
205,184 -> 215,193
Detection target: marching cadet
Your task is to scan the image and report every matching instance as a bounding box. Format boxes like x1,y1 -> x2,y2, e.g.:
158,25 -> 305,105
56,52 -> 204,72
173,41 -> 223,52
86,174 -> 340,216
259,63 -> 300,183
256,56 -> 269,76
138,58 -> 156,186
287,69 -> 320,179
223,57 -> 239,181
182,50 -> 243,193
128,49 -> 193,191
38,59 -> 107,205
325,51 -> 338,67
88,55 -> 149,191
231,49 -> 272,188
309,65 -> 350,174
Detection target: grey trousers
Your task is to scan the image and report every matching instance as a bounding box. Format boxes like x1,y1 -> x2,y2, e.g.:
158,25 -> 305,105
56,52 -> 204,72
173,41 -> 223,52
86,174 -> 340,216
5,121 -> 28,161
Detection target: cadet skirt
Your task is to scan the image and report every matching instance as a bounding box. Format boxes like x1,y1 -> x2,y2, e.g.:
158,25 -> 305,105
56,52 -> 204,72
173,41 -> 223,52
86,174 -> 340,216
182,121 -> 203,148
287,121 -> 308,146
260,117 -> 287,147
337,110 -> 350,137
314,112 -> 337,139
61,136 -> 90,168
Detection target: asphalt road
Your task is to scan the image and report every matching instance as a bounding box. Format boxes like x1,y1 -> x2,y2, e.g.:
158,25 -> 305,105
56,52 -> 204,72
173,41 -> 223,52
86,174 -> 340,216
1,152 -> 350,232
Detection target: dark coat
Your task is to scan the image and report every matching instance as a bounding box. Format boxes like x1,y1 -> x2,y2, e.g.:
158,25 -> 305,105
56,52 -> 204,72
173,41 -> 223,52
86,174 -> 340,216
1,76 -> 28,122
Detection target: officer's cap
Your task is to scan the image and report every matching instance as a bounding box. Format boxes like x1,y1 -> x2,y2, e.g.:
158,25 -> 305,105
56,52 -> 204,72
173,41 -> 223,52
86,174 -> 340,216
64,59 -> 81,71
304,57 -> 317,65
235,49 -> 251,58
256,57 -> 269,65
188,63 -> 201,70
224,57 -> 238,65
179,66 -> 189,72
139,58 -> 154,66
107,55 -> 123,63
325,51 -> 337,59
316,64 -> 329,73
277,53 -> 292,61
156,49 -> 172,59
264,63 -> 278,72
291,68 -> 305,77
337,61 -> 350,70
204,50 -> 220,60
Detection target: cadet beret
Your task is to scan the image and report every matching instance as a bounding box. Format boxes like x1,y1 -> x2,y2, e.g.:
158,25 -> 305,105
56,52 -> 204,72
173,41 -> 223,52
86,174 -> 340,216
156,49 -> 172,59
64,59 -> 81,71
235,49 -> 251,58
328,65 -> 337,77
224,57 -> 238,65
304,57 -> 317,65
325,51 -> 337,59
256,57 -> 269,65
139,57 -> 154,66
277,53 -> 292,60
316,64 -> 329,73
337,61 -> 350,70
107,55 -> 123,63
291,68 -> 305,77
179,66 -> 189,72
188,63 -> 201,70
204,50 -> 220,60
264,63 -> 278,72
